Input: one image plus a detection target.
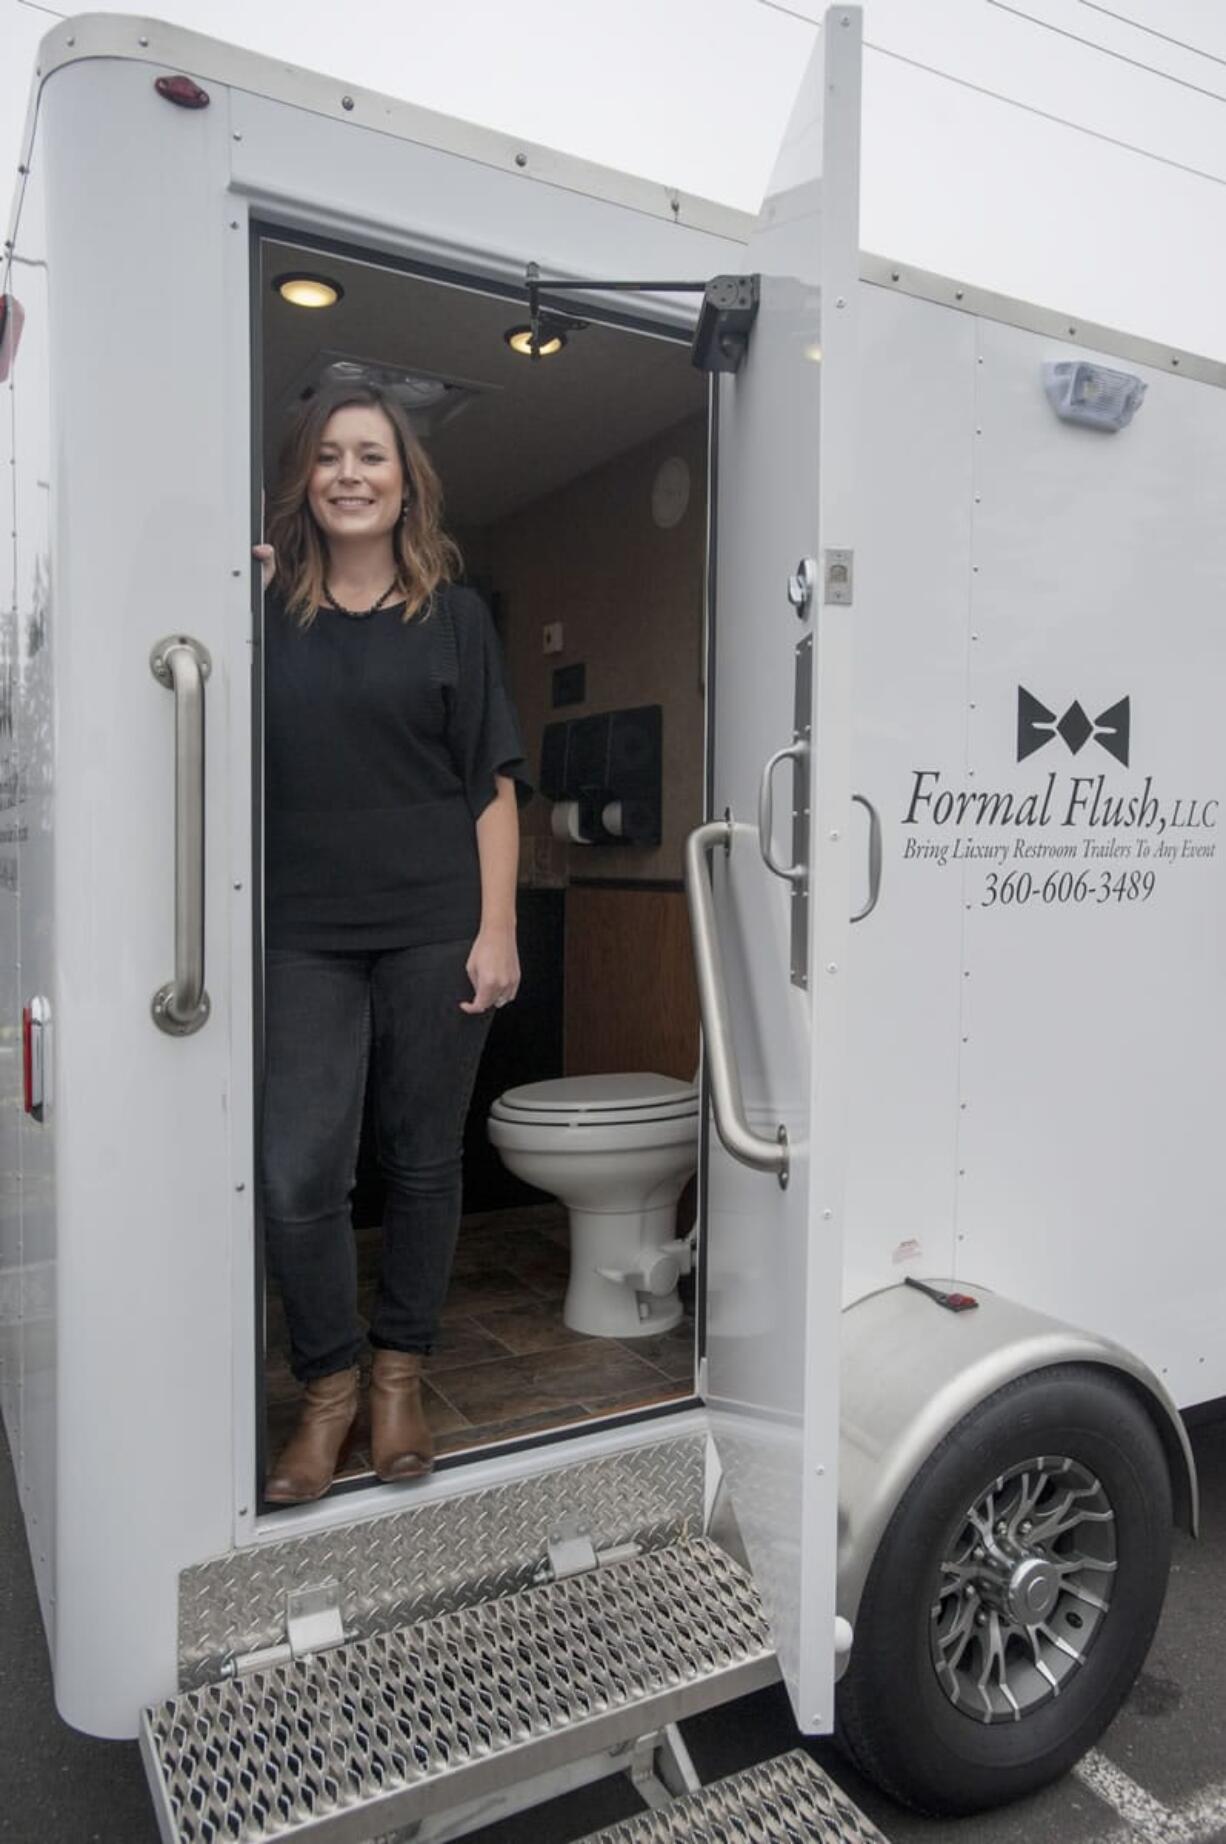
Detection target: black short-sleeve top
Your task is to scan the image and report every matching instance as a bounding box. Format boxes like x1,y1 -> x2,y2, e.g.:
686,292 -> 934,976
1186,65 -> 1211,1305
263,583 -> 531,951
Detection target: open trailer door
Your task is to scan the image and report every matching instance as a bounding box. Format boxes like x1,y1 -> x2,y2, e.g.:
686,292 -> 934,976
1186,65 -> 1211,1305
689,6 -> 862,1732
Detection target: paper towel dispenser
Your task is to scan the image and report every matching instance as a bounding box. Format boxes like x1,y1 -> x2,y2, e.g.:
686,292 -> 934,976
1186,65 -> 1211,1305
539,706 -> 662,846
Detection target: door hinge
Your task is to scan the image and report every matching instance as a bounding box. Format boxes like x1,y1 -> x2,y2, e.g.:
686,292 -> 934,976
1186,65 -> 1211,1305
221,1581 -> 348,1679
536,1522 -> 644,1583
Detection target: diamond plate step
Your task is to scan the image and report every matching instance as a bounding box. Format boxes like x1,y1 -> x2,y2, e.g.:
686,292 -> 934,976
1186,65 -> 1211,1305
141,1537 -> 778,1844
582,1751 -> 889,1844
179,1434 -> 706,1687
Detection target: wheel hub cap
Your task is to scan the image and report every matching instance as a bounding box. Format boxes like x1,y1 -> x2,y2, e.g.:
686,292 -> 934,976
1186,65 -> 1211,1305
929,1454 -> 1118,1724
1005,1556 -> 1060,1626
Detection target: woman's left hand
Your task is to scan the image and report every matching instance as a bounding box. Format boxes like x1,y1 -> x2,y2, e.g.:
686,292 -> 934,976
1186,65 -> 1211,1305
460,925 -> 521,1014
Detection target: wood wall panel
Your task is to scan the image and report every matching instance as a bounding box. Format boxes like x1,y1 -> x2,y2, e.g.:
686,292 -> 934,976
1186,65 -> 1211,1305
564,886 -> 699,1081
490,411 -> 707,885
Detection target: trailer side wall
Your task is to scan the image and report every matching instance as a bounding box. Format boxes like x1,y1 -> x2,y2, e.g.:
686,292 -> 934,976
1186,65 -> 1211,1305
38,57 -> 248,1735
4,123 -> 57,1648
846,279 -> 1226,1409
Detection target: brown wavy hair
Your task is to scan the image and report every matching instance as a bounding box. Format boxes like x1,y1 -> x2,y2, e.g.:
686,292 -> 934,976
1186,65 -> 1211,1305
266,381 -> 461,624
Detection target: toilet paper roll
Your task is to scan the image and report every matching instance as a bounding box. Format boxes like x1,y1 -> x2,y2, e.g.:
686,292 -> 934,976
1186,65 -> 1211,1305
600,801 -> 624,838
550,800 -> 592,844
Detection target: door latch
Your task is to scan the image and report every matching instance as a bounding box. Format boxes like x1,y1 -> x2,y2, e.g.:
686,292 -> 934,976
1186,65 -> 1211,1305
787,557 -> 817,616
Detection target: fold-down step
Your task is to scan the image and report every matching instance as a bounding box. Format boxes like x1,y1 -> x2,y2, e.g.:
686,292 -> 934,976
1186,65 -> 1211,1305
141,1537 -> 778,1843
582,1750 -> 889,1843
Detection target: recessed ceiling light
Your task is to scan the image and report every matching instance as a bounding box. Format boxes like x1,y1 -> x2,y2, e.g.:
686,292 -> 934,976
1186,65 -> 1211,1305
505,324 -> 566,359
274,273 -> 344,309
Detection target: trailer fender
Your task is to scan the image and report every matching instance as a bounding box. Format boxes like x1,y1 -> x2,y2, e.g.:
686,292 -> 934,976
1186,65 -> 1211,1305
837,1280 -> 1197,1644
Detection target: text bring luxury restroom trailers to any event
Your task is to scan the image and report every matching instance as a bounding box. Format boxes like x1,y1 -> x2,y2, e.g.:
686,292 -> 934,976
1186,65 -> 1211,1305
4,8 -> 1226,1841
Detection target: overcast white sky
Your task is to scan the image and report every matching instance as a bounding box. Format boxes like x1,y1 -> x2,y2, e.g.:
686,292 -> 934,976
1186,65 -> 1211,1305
4,0 -> 1226,355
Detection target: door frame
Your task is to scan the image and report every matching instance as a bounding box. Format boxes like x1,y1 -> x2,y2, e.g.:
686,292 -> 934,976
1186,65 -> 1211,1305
244,216 -> 718,1529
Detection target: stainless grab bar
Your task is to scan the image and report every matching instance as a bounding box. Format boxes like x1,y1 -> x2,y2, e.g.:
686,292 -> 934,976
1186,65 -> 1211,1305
757,742 -> 808,885
684,816 -> 789,1186
851,794 -> 882,923
150,635 -> 212,1036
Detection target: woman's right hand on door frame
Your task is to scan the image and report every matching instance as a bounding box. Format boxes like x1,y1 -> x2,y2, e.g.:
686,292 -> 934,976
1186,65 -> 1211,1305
253,544 -> 276,590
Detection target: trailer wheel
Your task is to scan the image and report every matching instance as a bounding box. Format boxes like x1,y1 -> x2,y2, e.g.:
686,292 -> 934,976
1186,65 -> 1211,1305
835,1364 -> 1172,1815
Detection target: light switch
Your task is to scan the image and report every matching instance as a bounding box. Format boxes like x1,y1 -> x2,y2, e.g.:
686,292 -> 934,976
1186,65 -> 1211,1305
542,622 -> 564,655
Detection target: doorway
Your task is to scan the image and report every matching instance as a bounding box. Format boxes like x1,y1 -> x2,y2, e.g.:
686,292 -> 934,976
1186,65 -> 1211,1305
255,233 -> 709,1495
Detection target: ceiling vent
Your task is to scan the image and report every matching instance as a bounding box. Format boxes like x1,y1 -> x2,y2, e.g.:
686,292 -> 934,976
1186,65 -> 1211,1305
279,352 -> 501,441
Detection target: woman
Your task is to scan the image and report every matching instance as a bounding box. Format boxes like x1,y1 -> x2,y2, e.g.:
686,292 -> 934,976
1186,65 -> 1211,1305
255,381 -> 529,1505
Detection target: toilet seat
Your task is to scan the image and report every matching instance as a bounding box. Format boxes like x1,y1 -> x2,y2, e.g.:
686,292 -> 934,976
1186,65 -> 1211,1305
490,1072 -> 699,1130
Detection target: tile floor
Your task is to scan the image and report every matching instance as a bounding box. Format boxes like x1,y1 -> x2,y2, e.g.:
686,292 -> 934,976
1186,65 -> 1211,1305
264,1204 -> 696,1485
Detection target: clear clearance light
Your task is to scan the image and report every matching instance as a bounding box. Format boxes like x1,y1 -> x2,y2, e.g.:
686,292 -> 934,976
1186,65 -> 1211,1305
276,275 -> 343,309
1043,361 -> 1146,431
505,325 -> 566,358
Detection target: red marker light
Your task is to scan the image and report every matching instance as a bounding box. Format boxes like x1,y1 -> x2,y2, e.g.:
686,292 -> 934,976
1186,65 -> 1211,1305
154,75 -> 210,109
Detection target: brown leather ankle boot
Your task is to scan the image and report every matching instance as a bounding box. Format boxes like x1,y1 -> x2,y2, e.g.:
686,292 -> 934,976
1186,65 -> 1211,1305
265,1365 -> 360,1504
370,1349 -> 434,1482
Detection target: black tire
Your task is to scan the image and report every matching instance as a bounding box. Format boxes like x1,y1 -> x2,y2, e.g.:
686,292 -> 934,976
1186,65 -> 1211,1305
836,1364 -> 1172,1815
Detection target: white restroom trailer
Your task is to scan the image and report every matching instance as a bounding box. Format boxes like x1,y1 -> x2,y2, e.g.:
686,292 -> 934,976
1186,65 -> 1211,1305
3,9 -> 1224,1841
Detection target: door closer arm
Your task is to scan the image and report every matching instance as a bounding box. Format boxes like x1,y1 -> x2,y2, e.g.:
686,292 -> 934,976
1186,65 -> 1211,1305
521,264 -> 760,373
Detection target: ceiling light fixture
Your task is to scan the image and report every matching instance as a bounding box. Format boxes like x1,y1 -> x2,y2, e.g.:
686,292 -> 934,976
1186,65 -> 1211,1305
504,323 -> 567,359
274,273 -> 344,309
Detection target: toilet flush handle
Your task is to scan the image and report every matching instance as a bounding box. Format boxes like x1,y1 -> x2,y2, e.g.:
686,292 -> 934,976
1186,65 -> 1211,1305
598,1241 -> 691,1296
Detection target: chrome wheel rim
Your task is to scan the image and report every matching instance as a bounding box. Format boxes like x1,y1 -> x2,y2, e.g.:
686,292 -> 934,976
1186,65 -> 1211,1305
930,1454 -> 1118,1723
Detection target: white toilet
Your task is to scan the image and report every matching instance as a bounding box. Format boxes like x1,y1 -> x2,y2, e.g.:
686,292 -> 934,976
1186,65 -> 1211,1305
487,1072 -> 699,1339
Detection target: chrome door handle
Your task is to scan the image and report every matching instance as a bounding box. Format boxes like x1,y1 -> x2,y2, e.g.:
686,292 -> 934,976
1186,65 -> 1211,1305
851,794 -> 882,923
684,817 -> 789,1187
150,635 -> 211,1035
757,742 -> 808,886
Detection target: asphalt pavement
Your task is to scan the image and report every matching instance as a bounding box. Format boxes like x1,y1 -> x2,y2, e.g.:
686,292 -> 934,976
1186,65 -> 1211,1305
3,1418 -> 1224,1844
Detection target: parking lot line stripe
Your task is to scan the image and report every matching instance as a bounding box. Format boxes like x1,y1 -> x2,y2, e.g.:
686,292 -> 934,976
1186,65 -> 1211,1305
1074,1752 -> 1199,1844
1176,1781 -> 1226,1841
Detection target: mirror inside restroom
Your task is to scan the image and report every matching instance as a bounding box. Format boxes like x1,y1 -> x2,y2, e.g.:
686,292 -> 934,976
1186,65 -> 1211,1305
255,237 -> 710,1495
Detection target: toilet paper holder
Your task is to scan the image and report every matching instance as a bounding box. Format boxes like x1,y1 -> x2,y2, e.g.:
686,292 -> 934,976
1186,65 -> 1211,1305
540,706 -> 663,847
549,792 -> 658,845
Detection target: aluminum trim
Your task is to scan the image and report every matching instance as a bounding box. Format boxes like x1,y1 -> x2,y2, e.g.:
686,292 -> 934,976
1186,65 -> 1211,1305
583,1749 -> 889,1842
150,1538 -> 777,1844
860,251 -> 1226,388
27,15 -> 756,244
180,1433 -> 706,1685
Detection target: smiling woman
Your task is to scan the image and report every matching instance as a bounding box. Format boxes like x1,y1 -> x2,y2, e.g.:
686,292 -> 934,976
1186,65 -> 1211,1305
255,381 -> 531,1504
309,408 -> 405,605
265,385 -> 461,623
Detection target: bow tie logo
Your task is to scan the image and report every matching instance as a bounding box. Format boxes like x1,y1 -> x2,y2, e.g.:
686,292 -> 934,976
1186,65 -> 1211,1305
1017,688 -> 1130,768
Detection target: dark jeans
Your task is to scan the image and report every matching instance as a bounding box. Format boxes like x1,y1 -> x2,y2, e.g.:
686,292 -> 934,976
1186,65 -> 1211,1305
261,939 -> 493,1381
